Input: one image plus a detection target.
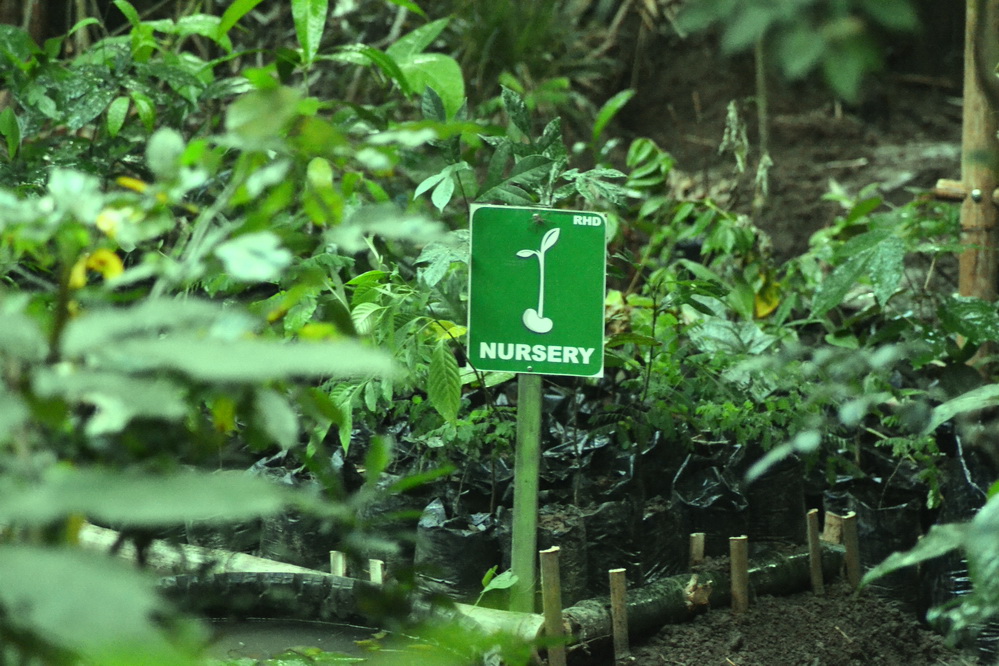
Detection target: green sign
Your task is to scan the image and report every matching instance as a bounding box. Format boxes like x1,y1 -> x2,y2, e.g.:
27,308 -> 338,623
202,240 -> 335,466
467,204 -> 606,377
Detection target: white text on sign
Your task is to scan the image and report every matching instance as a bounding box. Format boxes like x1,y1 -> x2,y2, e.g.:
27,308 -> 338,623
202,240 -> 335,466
479,342 -> 596,365
573,214 -> 603,227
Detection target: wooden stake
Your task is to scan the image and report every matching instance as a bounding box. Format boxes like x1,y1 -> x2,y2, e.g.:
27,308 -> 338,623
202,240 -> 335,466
806,509 -> 825,595
539,547 -> 566,666
330,550 -> 346,577
730,536 -> 749,614
842,512 -> 861,589
689,532 -> 706,567
609,568 -> 630,661
368,558 -> 385,585
821,511 -> 844,544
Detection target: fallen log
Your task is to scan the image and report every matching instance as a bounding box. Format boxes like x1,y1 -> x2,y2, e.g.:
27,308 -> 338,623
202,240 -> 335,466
78,523 -> 545,644
563,543 -> 845,649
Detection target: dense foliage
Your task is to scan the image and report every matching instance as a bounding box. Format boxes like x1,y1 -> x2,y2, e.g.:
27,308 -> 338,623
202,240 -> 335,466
1,0 -> 998,663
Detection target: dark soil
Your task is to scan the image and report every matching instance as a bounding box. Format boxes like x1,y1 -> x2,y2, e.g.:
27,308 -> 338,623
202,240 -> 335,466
620,33 -> 964,262
627,583 -> 977,666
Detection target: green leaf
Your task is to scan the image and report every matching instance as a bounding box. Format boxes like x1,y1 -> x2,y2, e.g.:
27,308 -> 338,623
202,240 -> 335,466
364,435 -> 393,486
420,82 -> 447,123
862,0 -> 919,32
386,17 -> 449,60
0,467 -> 293,526
939,296 -> 999,344
145,127 -> 185,181
32,369 -> 188,436
926,384 -> 999,435
105,96 -> 129,138
328,204 -> 445,253
501,86 -> 531,138
428,341 -> 461,422
0,389 -> 29,444
0,546 -> 203,665
384,0 -> 426,16
0,310 -> 46,360
477,154 -> 553,203
416,229 -> 469,287
61,299 -> 239,356
812,251 -> 868,317
113,0 -> 142,30
482,569 -> 518,593
292,0 -> 329,65
868,235 -> 905,306
592,89 -> 634,146
219,0 -> 267,35
93,336 -> 397,383
255,388 -> 300,449
0,106 -> 21,158
226,86 -> 302,143
777,21 -> 825,80
861,523 -> 968,588
397,53 -> 465,118
721,5 -> 775,53
431,171 -> 456,211
214,231 -> 293,282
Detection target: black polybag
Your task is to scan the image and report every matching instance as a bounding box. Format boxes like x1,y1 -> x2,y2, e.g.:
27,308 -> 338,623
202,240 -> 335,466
414,497 -> 502,601
672,445 -> 750,556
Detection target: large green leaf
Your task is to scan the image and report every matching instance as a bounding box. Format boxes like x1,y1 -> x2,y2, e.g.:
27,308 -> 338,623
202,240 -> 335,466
0,467 -> 292,526
428,341 -> 460,422
860,522 -> 968,589
0,545 -> 203,665
385,18 -> 449,60
925,383 -> 999,435
214,230 -> 293,282
398,53 -> 464,118
291,0 -> 328,65
61,298 -> 239,356
592,89 -> 634,146
32,368 -> 188,435
254,388 -> 300,449
476,154 -> 553,204
0,310 -> 46,360
93,336 -> 396,383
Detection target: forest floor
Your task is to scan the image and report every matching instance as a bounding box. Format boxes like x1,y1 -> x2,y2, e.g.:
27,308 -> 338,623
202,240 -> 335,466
619,35 -> 964,263
607,29 -> 980,666
626,582 -> 978,665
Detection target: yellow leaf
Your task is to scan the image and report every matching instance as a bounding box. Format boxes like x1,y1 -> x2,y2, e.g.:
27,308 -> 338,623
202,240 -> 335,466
754,280 -> 781,319
86,249 -> 124,281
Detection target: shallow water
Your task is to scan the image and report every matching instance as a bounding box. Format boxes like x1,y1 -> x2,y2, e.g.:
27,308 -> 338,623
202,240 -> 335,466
206,618 -> 374,660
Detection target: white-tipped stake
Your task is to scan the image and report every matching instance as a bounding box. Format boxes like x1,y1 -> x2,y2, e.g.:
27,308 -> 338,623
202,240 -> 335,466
689,532 -> 706,567
730,536 -> 749,614
539,547 -> 566,666
609,568 -> 629,661
329,550 -> 346,577
807,509 -> 824,595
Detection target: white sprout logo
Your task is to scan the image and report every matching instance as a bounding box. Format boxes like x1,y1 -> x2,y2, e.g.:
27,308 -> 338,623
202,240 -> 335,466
516,227 -> 560,333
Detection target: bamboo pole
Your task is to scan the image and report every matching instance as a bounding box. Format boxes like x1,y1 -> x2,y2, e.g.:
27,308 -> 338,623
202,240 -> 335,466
609,568 -> 629,661
730,536 -> 749,614
511,373 -> 543,613
841,512 -> 861,589
959,0 -> 999,306
539,547 -> 566,666
806,509 -> 824,595
689,532 -> 705,567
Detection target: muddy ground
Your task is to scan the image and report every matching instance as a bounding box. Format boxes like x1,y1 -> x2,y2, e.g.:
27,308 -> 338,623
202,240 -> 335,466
626,583 -> 977,666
